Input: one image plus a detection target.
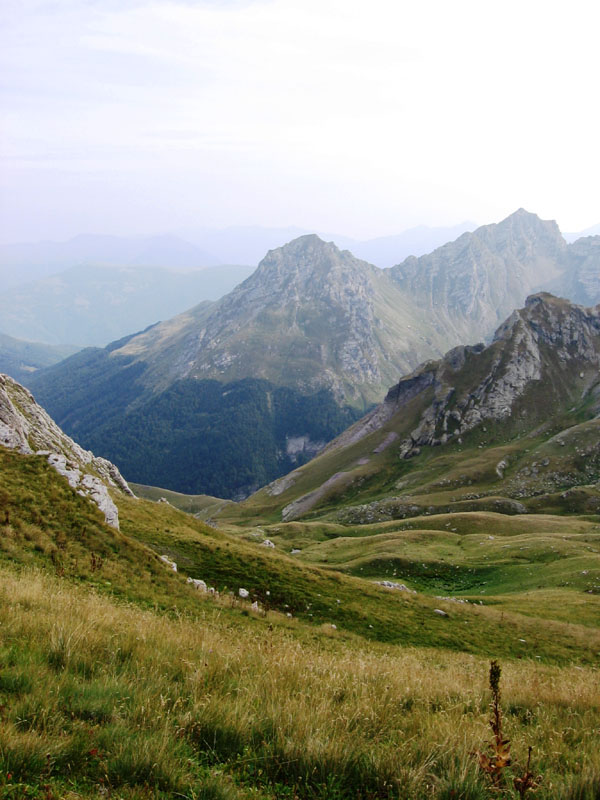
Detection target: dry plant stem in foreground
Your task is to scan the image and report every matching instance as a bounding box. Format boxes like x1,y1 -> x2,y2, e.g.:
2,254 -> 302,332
513,746 -> 541,799
475,660 -> 541,797
477,660 -> 512,788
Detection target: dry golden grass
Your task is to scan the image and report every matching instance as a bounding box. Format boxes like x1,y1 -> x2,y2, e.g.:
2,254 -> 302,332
0,566 -> 598,798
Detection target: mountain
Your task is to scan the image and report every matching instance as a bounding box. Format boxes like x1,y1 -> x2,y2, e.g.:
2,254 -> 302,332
0,233 -> 222,289
28,211 -> 599,499
27,234 -> 453,498
0,332 -> 78,384
111,234 -> 450,406
0,373 -> 132,527
389,208 -> 568,344
0,263 -> 254,347
350,222 -> 476,267
240,293 -> 600,523
552,235 -> 600,307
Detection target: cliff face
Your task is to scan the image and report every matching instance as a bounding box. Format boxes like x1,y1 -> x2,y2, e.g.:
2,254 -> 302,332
558,236 -> 600,306
333,293 -> 600,458
390,209 -> 568,343
0,374 -> 133,528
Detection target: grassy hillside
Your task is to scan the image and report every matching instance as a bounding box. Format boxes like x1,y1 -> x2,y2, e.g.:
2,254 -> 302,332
4,445 -> 596,664
1,445 -> 599,798
129,481 -> 233,517
2,567 -> 599,800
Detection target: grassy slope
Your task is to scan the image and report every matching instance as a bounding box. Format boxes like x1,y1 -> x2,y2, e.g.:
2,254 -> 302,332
210,387 -> 600,654
2,445 -> 595,665
2,567 -> 599,800
1,447 -> 599,797
129,481 -> 233,517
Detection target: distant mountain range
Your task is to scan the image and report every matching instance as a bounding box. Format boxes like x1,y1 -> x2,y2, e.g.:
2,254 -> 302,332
0,264 -> 255,347
0,222 -> 475,348
0,223 -> 477,289
0,333 -> 78,385
27,209 -> 600,498
0,234 -> 223,289
5,213 -> 597,352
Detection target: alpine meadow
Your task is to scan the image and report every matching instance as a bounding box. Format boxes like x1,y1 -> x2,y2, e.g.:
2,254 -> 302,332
1,1 -> 600,798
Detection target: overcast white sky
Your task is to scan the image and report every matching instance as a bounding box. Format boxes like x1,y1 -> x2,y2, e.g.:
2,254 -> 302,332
1,0 -> 599,243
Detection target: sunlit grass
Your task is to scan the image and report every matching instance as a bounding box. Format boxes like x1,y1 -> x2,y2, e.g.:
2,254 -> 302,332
0,567 -> 598,799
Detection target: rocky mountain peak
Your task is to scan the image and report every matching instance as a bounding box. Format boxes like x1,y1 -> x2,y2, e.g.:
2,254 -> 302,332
0,373 -> 133,528
248,234 -> 375,291
326,294 -> 600,462
479,209 -> 566,259
108,224 -> 450,407
389,209 -> 568,346
494,292 -> 600,365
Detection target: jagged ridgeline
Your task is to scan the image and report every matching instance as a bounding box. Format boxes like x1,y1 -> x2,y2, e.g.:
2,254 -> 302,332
242,293 -> 600,523
29,210 -> 600,498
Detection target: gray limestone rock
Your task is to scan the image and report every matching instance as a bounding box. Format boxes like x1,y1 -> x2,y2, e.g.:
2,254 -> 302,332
0,373 -> 132,528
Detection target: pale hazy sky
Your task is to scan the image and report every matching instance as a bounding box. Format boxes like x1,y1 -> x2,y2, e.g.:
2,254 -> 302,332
1,0 -> 599,243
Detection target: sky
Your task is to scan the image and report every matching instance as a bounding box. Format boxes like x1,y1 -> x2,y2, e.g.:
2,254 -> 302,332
1,0 -> 599,244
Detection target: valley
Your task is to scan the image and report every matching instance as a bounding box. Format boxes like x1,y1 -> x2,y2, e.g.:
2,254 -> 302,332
0,401 -> 598,798
26,209 -> 600,499
0,211 -> 599,799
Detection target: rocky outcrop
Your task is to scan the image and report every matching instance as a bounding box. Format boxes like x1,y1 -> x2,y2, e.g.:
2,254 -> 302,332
0,373 -> 133,528
323,294 -> 600,461
392,294 -> 600,458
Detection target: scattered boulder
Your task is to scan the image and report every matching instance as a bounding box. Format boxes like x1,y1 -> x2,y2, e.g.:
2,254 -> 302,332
238,587 -> 249,599
187,577 -> 207,592
160,555 -> 177,572
377,581 -> 416,593
261,539 -> 275,548
433,608 -> 448,617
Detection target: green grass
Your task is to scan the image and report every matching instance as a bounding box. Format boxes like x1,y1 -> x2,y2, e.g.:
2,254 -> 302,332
114,491 -> 600,665
1,439 -> 600,798
129,481 -> 233,517
0,567 -> 599,800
